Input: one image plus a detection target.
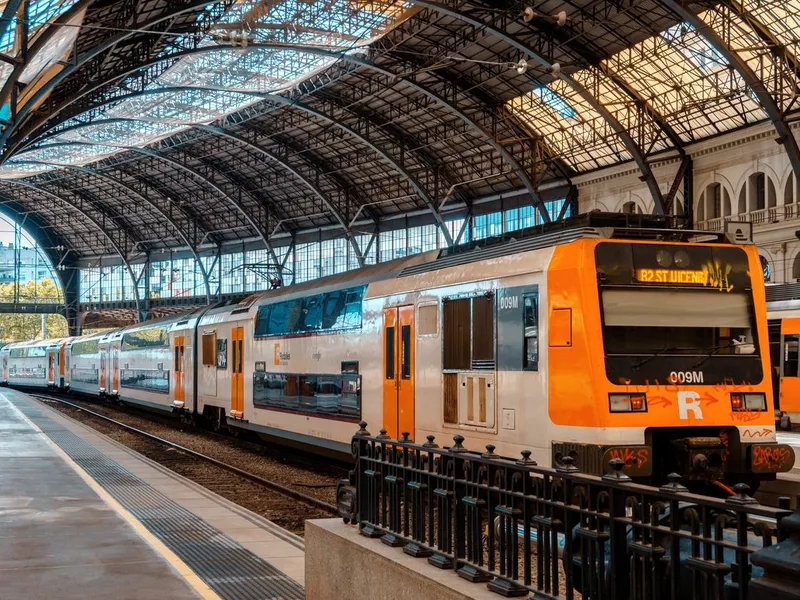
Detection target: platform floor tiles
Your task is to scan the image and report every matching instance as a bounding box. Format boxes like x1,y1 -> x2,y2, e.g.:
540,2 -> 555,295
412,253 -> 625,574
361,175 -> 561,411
0,388 -> 306,600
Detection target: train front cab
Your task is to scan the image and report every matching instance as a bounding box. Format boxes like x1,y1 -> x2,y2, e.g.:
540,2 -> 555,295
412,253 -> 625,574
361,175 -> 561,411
547,238 -> 794,487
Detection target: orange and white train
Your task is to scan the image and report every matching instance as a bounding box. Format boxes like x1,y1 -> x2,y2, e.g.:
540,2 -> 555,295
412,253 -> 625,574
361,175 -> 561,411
2,217 -> 794,488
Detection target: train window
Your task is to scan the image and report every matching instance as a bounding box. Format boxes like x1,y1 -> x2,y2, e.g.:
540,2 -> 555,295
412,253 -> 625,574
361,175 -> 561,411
120,368 -> 169,393
443,295 -> 495,371
418,303 -> 438,336
301,295 -> 324,331
202,333 -> 216,366
385,327 -> 395,379
122,327 -> 168,351
443,298 -> 471,370
252,371 -> 360,419
785,334 -> 800,377
71,339 -> 99,356
401,325 -> 411,379
523,294 -> 538,370
9,346 -> 47,358
216,338 -> 227,369
322,291 -> 345,328
254,286 -> 365,336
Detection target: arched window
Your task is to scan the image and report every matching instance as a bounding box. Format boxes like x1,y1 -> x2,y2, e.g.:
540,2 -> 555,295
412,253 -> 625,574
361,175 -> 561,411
747,172 -> 776,211
793,253 -> 800,281
760,255 -> 772,282
786,176 -> 797,206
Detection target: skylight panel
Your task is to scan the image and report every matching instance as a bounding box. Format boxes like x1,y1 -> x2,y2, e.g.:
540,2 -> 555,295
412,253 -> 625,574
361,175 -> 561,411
14,0 -> 414,173
661,23 -> 726,72
531,86 -> 575,119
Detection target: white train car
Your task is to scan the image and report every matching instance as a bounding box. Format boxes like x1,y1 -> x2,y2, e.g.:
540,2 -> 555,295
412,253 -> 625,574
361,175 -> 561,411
5,339 -> 66,389
113,310 -> 203,415
192,258 -> 420,454
65,334 -> 104,395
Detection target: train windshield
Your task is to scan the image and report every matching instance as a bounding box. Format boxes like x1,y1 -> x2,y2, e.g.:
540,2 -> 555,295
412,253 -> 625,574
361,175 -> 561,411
601,289 -> 756,357
595,242 -> 763,385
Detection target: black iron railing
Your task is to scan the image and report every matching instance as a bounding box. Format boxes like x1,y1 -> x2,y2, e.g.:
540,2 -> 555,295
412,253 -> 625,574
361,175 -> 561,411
336,423 -> 800,600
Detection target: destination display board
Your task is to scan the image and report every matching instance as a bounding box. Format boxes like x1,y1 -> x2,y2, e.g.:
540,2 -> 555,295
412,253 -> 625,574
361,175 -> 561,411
595,242 -> 752,292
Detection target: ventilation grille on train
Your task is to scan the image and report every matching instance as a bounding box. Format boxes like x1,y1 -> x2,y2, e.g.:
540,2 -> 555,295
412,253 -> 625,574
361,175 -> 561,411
398,227 -> 601,277
766,283 -> 800,303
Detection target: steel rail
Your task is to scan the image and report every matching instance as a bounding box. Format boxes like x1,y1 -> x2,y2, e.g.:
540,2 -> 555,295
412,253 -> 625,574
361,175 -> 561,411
31,393 -> 338,515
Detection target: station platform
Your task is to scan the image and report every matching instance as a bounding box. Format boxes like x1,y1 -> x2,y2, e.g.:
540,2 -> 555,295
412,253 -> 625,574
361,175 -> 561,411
0,388 -> 305,600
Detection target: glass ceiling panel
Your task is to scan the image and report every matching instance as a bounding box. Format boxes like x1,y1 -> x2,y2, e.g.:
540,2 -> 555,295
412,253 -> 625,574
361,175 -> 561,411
605,18 -> 765,144
743,0 -> 800,61
2,0 -> 415,176
508,74 -> 631,172
699,4 -> 797,115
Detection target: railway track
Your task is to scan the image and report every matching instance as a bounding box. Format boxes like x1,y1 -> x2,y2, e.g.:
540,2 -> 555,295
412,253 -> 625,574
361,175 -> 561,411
31,393 -> 340,534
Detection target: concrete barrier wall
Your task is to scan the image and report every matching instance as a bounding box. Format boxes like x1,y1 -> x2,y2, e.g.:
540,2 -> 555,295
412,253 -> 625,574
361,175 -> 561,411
305,519 -> 498,600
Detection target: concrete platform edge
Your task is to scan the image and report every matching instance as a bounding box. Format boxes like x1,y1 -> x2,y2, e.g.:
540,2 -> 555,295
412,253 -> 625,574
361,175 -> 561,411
2,392 -> 217,600
305,519 -> 500,600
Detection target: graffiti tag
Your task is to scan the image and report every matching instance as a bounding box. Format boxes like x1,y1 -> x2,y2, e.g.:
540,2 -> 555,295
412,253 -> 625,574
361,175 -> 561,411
607,447 -> 650,470
752,445 -> 792,471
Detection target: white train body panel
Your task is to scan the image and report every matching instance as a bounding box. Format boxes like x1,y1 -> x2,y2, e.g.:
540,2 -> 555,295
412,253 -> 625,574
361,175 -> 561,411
112,311 -> 202,413
6,339 -> 66,389
65,334 -> 104,395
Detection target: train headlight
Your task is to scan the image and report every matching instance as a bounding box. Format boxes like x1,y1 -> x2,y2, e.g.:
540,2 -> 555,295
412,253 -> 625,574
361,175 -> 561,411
609,393 -> 647,413
730,392 -> 766,411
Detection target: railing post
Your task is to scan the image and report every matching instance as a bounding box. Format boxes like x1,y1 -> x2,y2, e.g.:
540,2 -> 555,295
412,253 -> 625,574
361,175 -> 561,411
605,460 -> 630,600
749,505 -> 800,600
450,435 -> 470,576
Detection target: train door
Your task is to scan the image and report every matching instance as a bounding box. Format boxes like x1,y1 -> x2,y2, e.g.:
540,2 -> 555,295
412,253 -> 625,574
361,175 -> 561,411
47,351 -> 55,385
111,344 -> 120,396
781,318 -> 800,415
59,343 -> 66,389
230,327 -> 244,417
99,345 -> 107,393
383,306 -> 415,440
3,353 -> 8,382
174,336 -> 185,405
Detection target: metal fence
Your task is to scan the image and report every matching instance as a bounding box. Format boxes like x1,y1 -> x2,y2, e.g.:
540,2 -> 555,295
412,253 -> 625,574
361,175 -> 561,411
336,423 -> 800,600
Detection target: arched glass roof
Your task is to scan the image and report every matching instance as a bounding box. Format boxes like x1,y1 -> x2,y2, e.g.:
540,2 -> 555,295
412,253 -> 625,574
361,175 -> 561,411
2,0 -> 413,176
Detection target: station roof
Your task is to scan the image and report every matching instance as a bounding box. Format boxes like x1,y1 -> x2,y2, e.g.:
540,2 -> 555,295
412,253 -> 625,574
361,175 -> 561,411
0,0 -> 794,263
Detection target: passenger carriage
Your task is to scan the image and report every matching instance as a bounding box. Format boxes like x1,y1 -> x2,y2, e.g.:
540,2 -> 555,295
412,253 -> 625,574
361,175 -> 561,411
65,334 -> 104,395
5,338 -> 68,390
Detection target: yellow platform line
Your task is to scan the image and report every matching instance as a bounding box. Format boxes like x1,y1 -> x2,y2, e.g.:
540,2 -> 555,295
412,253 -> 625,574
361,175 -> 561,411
3,392 -> 221,600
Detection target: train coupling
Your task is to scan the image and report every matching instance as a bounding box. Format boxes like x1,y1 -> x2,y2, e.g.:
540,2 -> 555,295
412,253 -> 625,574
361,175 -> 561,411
671,436 -> 727,479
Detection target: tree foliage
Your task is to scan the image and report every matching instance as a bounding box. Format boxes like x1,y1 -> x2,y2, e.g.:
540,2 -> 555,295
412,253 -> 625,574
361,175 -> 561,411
0,279 -> 67,342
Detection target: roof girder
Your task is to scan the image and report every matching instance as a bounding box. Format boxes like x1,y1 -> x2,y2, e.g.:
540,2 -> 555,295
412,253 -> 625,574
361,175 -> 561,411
403,0 -> 667,214
194,123 -> 367,266
661,0 -> 800,189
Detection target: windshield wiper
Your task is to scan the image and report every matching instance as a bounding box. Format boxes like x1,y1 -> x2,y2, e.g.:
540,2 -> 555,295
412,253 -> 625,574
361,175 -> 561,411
692,342 -> 735,369
632,347 -> 680,369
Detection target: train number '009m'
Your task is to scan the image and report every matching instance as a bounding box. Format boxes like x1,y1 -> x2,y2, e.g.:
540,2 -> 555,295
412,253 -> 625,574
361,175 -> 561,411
669,371 -> 704,384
